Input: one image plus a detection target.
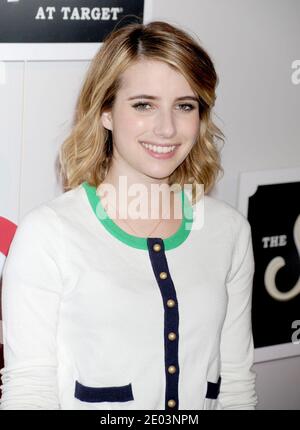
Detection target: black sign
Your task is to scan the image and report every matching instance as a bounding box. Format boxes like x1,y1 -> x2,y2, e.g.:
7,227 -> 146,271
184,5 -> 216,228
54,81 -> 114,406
248,182 -> 300,348
0,1 -> 144,43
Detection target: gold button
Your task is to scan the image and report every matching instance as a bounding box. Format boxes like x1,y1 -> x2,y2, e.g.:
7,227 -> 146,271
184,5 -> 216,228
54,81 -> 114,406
168,365 -> 177,374
168,399 -> 176,408
168,332 -> 177,341
153,243 -> 161,252
167,299 -> 176,308
159,272 -> 168,280
167,299 -> 175,308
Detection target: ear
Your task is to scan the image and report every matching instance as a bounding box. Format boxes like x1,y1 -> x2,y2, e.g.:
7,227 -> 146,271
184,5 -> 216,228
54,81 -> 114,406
100,110 -> 113,131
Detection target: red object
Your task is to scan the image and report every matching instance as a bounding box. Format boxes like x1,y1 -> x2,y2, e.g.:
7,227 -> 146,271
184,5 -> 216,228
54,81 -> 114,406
0,217 -> 17,257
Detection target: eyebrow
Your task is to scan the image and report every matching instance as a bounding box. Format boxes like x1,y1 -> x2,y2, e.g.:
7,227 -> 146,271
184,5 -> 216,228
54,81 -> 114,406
127,94 -> 199,102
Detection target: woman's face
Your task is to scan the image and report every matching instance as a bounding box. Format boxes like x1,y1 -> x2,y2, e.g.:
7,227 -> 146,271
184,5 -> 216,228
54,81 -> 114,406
101,59 -> 200,184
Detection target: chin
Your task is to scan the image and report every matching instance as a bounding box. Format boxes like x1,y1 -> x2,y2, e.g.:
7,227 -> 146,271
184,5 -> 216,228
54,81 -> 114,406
143,169 -> 176,181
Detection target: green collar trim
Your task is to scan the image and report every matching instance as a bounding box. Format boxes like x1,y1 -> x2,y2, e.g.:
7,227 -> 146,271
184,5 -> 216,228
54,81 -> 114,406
82,181 -> 193,251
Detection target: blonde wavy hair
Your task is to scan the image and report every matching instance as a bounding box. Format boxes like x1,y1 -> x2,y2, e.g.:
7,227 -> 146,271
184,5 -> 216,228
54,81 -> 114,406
59,20 -> 224,204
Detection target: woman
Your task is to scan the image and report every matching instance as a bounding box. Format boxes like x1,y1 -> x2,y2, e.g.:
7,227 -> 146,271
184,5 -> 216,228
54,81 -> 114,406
0,20 -> 257,410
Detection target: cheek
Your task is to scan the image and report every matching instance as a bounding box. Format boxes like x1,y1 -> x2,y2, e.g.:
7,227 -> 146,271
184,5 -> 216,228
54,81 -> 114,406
191,115 -> 200,137
116,112 -> 147,135
112,116 -> 145,151
130,113 -> 150,131
181,116 -> 200,140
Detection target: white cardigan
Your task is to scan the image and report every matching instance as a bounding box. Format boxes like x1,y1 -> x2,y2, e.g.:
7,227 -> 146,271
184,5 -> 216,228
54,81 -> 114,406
0,182 -> 257,410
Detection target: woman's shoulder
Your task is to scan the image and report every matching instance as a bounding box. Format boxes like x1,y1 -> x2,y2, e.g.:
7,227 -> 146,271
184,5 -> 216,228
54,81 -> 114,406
201,194 -> 251,235
44,183 -> 85,214
16,184 -> 85,234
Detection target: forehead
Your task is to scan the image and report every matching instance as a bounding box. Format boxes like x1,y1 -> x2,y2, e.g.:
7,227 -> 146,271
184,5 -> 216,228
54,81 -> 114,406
118,59 -> 194,96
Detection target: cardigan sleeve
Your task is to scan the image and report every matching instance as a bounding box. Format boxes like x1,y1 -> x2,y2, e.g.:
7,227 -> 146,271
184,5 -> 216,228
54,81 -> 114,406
0,205 -> 64,409
217,216 -> 258,410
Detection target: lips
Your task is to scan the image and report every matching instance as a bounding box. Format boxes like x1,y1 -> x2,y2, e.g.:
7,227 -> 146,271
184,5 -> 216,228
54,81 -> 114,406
139,141 -> 180,159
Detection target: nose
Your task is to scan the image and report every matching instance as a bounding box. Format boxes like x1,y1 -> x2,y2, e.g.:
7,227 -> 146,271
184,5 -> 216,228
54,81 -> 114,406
153,108 -> 176,139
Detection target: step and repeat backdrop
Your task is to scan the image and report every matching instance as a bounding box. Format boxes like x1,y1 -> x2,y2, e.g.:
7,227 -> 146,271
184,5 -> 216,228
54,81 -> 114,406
0,0 -> 147,60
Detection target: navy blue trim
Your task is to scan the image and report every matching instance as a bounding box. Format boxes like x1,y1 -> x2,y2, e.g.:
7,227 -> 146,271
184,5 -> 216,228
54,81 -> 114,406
75,381 -> 134,403
147,238 -> 180,411
206,376 -> 221,399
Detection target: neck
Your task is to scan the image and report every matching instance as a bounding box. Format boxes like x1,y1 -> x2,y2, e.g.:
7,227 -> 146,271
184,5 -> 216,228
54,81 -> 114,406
99,168 -> 181,221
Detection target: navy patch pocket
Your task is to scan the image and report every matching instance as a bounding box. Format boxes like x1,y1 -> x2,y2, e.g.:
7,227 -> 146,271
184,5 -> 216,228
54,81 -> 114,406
206,376 -> 221,399
75,381 -> 134,403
